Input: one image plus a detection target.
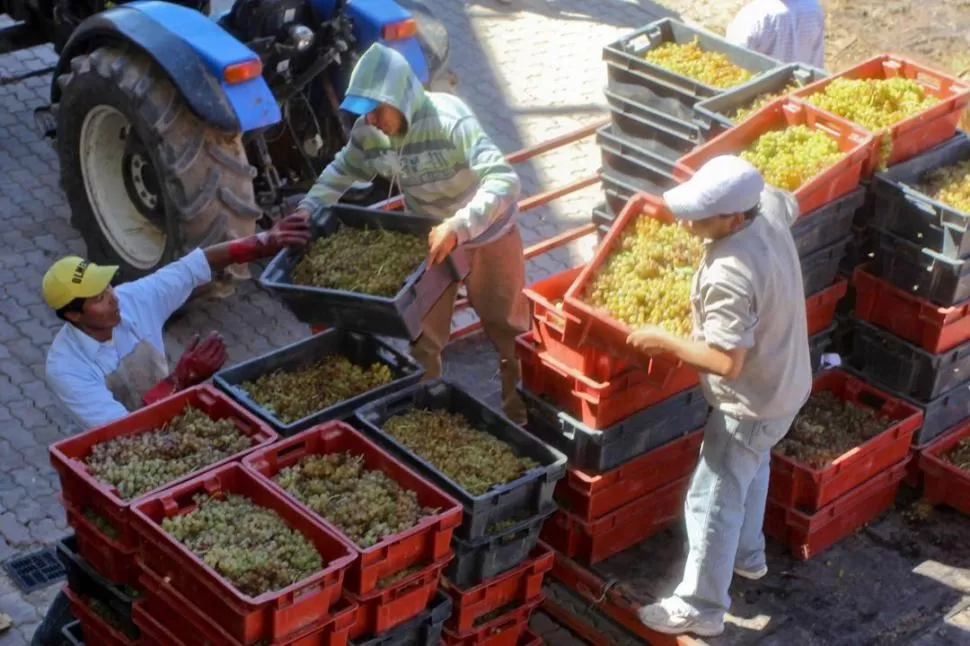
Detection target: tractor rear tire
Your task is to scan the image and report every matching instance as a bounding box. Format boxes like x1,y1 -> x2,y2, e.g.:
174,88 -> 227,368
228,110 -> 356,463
56,45 -> 261,282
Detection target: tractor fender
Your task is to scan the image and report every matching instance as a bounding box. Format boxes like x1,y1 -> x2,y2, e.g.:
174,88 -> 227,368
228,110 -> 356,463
51,1 -> 281,133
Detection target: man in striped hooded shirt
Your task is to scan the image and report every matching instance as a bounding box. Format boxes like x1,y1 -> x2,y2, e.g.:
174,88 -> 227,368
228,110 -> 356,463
295,43 -> 529,422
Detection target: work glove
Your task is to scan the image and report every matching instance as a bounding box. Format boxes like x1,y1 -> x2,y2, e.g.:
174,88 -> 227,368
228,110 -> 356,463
227,213 -> 313,264
142,332 -> 228,405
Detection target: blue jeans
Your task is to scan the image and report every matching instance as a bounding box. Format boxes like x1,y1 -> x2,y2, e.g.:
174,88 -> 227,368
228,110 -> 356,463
672,409 -> 796,617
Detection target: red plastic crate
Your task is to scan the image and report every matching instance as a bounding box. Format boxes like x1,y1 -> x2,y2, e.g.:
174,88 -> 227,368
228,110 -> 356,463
516,331 -> 698,429
524,267 -> 634,381
344,555 -> 449,640
129,463 -> 357,645
765,458 -> 909,560
920,419 -> 970,515
63,498 -> 137,585
806,279 -> 849,336
555,430 -> 702,521
790,55 -> 970,171
853,265 -> 970,353
769,369 -> 923,512
561,194 -> 693,386
64,586 -> 137,646
135,565 -> 359,646
674,99 -> 873,215
442,546 -> 554,633
441,596 -> 543,646
49,384 -> 277,554
540,476 -> 689,565
243,421 -> 463,596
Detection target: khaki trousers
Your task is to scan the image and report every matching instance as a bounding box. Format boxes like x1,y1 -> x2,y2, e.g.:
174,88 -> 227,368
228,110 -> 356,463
411,226 -> 530,423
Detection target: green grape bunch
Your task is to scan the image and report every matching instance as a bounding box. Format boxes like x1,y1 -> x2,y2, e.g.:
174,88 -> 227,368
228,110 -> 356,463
274,451 -> 437,548
917,159 -> 970,214
582,216 -> 704,337
241,356 -> 394,423
739,125 -> 845,191
84,407 -> 252,501
775,391 -> 890,468
381,409 -> 539,496
162,493 -> 324,597
941,436 -> 970,473
644,38 -> 752,89
292,227 -> 427,296
730,83 -> 800,123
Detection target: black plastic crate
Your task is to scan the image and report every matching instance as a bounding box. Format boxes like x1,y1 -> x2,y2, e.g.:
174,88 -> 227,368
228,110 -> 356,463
354,379 -> 567,541
56,536 -> 139,640
518,384 -> 710,474
603,18 -> 780,99
593,204 -> 614,233
810,324 -> 837,374
871,134 -> 970,259
260,204 -> 470,340
870,229 -> 970,306
792,187 -> 866,258
839,226 -> 875,275
848,316 -> 970,401
444,509 -> 552,589
351,592 -> 452,646
608,93 -> 701,166
597,123 -> 680,198
214,328 -> 424,436
693,62 -> 828,137
605,62 -> 699,131
801,235 -> 851,296
61,621 -> 83,646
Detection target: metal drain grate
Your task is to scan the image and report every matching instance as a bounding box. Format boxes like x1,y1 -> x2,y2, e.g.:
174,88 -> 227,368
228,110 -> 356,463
2,547 -> 65,593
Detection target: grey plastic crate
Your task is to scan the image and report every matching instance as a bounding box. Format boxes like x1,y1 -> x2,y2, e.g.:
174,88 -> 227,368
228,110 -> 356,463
260,204 -> 469,340
810,324 -> 837,374
61,621 -> 83,646
839,226 -> 875,275
444,510 -> 551,588
801,236 -> 851,296
870,229 -> 970,306
608,93 -> 701,166
519,384 -> 710,473
214,328 -> 424,436
872,133 -> 970,259
351,592 -> 452,646
848,316 -> 970,402
694,63 -> 829,137
603,18 -> 781,98
354,379 -> 567,541
605,62 -> 700,129
792,187 -> 866,258
597,124 -> 679,200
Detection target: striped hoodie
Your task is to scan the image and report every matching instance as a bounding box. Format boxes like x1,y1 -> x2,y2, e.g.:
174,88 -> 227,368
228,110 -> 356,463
300,43 -> 521,245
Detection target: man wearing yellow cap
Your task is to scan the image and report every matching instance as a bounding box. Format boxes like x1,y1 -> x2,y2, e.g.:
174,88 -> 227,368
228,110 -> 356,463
41,213 -> 310,430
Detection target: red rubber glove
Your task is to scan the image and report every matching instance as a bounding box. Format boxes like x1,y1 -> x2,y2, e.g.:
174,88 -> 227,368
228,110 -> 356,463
142,332 -> 228,405
228,213 -> 312,264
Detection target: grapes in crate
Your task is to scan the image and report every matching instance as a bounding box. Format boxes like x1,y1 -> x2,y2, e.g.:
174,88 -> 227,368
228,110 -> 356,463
730,83 -> 800,122
274,451 -> 436,548
740,125 -> 845,191
643,37 -> 752,89
582,216 -> 703,337
161,493 -> 323,597
382,410 -> 539,496
241,356 -> 393,423
941,437 -> 970,472
83,407 -> 252,500
917,159 -> 970,213
775,391 -> 890,468
291,227 -> 426,297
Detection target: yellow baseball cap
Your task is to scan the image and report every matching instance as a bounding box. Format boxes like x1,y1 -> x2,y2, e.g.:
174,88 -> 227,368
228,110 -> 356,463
42,256 -> 118,310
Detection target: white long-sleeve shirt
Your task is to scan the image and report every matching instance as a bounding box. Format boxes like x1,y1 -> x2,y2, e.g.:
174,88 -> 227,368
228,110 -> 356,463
726,0 -> 826,70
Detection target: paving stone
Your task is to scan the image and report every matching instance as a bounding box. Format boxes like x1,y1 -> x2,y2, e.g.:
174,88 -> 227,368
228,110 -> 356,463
0,514 -> 31,548
0,594 -> 37,626
26,519 -> 64,546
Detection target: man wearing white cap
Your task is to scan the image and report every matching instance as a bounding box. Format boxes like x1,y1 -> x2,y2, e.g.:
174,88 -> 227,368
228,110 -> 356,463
627,155 -> 812,636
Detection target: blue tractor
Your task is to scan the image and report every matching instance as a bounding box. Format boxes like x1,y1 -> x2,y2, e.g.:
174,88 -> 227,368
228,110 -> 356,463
1,0 -> 450,279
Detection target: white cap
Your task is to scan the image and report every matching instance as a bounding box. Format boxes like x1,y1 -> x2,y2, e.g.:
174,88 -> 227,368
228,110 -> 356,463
664,155 -> 765,221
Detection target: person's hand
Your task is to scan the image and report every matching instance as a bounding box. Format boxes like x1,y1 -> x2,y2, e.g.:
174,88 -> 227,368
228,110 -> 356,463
428,222 -> 458,266
172,332 -> 228,389
626,324 -> 673,355
268,212 -> 312,251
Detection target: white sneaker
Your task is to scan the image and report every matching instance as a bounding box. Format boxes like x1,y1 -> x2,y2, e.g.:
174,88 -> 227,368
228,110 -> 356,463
637,598 -> 725,637
734,564 -> 769,580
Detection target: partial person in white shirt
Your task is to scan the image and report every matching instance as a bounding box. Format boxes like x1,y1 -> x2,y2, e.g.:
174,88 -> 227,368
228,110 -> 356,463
42,213 -> 311,431
725,0 -> 826,69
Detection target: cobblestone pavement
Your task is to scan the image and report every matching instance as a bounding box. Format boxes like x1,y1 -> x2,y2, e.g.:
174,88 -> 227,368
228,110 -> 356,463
0,1 -> 675,643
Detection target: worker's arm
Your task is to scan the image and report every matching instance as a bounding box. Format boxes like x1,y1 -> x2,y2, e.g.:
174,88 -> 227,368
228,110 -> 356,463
298,125 -> 381,214
47,363 -> 129,430
628,328 -> 748,379
443,116 -> 521,244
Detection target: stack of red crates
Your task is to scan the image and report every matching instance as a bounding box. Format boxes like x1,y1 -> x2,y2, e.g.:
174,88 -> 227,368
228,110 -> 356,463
763,370 -> 924,560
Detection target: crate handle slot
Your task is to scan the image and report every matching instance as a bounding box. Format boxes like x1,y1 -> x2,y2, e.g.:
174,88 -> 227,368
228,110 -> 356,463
196,388 -> 217,408
276,440 -> 310,462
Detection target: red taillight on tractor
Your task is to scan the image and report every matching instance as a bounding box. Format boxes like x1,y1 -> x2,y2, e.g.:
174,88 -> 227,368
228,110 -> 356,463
223,59 -> 263,85
382,18 -> 417,40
